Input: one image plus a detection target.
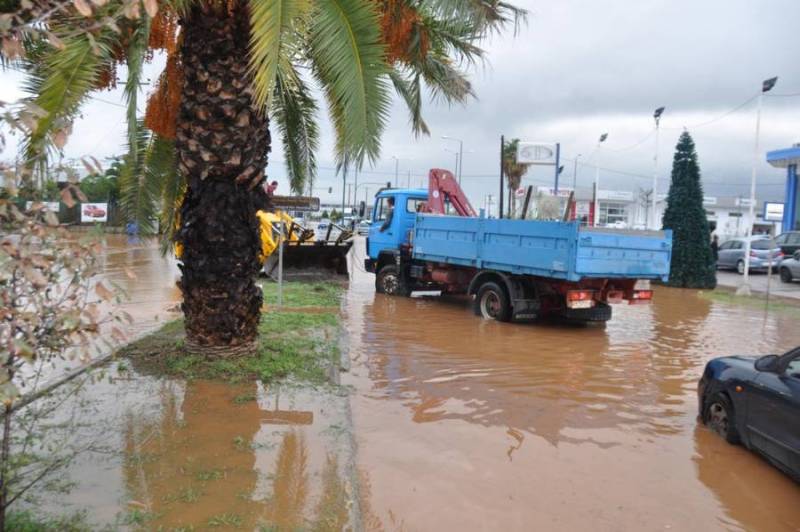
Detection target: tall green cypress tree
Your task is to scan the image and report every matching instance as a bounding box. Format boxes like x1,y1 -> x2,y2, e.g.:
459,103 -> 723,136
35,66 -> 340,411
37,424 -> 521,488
661,131 -> 716,289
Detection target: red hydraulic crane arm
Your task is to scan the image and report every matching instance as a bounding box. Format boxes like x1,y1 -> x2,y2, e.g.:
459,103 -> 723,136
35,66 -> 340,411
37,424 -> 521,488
424,168 -> 478,217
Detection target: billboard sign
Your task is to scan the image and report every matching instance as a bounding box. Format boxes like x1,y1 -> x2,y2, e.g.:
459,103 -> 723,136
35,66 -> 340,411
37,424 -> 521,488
517,142 -> 557,165
763,202 -> 784,222
271,195 -> 321,212
537,186 -> 573,198
81,202 -> 108,223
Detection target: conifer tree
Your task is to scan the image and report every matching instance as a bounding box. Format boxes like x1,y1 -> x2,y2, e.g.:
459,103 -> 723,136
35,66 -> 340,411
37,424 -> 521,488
662,131 -> 716,288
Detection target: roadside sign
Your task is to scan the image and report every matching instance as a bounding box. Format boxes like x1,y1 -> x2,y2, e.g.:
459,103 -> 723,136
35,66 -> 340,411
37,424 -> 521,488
81,202 -> 108,223
271,195 -> 320,212
763,202 -> 784,221
517,142 -> 558,165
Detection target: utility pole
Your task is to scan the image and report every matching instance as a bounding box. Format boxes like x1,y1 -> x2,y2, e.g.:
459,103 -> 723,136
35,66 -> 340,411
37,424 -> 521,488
738,76 -> 778,296
572,154 -> 581,190
392,156 -> 399,187
651,107 -> 665,229
593,133 -> 608,227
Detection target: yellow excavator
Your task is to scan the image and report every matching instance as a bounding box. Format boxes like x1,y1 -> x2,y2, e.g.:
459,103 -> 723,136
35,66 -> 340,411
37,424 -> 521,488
256,210 -> 353,279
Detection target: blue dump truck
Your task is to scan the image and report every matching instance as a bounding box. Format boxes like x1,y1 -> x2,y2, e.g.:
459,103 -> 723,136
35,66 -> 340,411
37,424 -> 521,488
364,169 -> 673,323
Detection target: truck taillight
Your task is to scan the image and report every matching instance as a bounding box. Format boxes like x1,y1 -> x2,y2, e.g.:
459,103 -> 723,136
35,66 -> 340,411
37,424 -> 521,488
629,290 -> 653,304
567,290 -> 595,309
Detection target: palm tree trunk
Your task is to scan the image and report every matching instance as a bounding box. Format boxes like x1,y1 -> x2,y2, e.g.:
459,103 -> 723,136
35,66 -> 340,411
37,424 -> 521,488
175,3 -> 271,357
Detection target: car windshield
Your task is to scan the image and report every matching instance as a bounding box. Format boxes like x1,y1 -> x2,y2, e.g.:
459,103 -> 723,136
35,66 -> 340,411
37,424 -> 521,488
751,239 -> 777,250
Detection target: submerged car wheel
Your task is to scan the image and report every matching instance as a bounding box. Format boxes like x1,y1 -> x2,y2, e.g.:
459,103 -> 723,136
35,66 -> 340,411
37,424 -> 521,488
376,265 -> 409,296
736,260 -> 746,275
780,267 -> 793,283
705,393 -> 740,444
474,282 -> 511,322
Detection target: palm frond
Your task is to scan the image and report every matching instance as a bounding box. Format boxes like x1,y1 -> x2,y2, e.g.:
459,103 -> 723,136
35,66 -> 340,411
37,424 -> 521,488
419,53 -> 473,103
248,0 -> 311,110
20,31 -> 114,170
123,15 -> 151,168
309,0 -> 391,166
388,68 -> 429,137
157,138 -> 183,256
272,59 -> 319,194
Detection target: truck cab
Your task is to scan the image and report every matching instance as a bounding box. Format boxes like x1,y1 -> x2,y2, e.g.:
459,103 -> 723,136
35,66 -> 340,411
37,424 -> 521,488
366,188 -> 427,266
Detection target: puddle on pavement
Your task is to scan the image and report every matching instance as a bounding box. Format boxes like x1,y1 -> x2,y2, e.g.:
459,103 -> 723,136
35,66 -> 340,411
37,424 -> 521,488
29,368 -> 355,530
343,244 -> 800,531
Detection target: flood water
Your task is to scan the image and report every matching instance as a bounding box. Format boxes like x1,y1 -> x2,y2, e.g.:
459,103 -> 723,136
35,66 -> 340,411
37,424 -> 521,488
344,241 -> 800,531
27,237 -> 800,529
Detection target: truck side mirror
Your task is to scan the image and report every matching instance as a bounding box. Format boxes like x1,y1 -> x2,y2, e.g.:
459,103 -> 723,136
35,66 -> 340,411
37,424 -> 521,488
358,201 -> 366,218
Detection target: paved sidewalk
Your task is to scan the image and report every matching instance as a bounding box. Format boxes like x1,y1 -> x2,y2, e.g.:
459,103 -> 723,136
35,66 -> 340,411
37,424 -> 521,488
716,270 -> 800,301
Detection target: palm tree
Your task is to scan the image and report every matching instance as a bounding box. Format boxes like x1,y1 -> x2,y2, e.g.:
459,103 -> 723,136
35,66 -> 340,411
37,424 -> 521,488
502,138 -> 529,218
5,0 -> 525,357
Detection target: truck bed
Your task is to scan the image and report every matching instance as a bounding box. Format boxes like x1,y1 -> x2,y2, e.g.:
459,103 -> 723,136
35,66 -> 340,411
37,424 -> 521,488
411,215 -> 672,282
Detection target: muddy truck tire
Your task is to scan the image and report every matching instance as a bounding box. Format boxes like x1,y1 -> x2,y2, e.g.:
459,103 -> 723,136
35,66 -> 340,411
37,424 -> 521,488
376,265 -> 410,296
474,281 -> 512,322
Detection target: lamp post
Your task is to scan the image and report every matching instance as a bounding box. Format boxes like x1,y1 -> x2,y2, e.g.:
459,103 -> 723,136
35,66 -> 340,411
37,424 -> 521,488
442,135 -> 464,184
738,76 -> 778,296
652,106 -> 665,230
444,147 -> 459,177
391,156 -> 399,187
593,133 -> 608,227
572,154 -> 581,190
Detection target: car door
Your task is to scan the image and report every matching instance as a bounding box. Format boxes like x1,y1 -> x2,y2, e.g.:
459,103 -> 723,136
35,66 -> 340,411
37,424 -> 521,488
717,241 -> 732,268
787,233 -> 800,256
368,195 -> 398,258
748,350 -> 800,474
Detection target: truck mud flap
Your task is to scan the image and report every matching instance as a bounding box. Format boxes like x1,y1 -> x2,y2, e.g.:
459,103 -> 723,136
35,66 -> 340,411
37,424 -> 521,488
559,302 -> 612,323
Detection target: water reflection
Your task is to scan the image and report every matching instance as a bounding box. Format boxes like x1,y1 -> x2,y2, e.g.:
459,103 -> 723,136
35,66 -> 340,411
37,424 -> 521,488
693,425 -> 800,531
120,380 -> 348,530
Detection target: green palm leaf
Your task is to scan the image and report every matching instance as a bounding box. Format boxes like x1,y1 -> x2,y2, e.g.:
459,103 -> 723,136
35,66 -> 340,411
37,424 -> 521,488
273,60 -> 319,194
21,31 -> 113,171
248,0 -> 312,110
309,0 -> 390,166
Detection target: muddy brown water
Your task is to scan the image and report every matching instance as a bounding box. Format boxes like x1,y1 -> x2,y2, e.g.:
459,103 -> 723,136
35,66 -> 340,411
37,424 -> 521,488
344,243 -> 800,531
27,238 -> 800,529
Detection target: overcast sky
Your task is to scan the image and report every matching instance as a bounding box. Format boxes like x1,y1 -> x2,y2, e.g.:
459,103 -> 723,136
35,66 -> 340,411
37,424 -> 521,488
2,0 -> 799,207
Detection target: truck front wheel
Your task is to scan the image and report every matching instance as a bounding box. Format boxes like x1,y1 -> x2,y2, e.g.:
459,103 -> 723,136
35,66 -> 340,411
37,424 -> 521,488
376,265 -> 410,296
474,282 -> 511,322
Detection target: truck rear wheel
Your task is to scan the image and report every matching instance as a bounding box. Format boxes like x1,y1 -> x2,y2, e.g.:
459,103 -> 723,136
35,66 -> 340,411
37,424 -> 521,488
474,282 -> 511,322
376,265 -> 410,296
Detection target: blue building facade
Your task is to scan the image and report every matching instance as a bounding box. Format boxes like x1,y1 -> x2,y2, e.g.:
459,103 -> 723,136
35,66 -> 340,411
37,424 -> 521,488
767,144 -> 800,232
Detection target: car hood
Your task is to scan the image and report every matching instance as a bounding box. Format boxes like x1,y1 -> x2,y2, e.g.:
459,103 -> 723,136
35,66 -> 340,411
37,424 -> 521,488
709,355 -> 758,371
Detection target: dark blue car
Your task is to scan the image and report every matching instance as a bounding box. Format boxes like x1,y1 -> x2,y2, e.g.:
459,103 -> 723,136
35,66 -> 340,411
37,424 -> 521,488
698,346 -> 800,481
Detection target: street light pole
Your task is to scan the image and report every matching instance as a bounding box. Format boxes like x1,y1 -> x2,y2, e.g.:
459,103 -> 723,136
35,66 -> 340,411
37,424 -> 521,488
572,154 -> 581,190
652,106 -> 665,230
442,135 -> 464,184
738,76 -> 778,296
593,133 -> 608,227
392,156 -> 399,187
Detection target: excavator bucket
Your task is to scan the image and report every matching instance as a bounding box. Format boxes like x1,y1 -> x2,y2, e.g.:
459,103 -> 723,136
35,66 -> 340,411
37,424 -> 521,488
258,210 -> 353,280
262,240 -> 352,280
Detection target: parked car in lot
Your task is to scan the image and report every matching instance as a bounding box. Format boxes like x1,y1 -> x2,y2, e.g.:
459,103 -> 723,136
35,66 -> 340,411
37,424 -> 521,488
698,346 -> 800,481
775,231 -> 800,257
357,219 -> 371,235
716,237 -> 783,274
778,251 -> 800,283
